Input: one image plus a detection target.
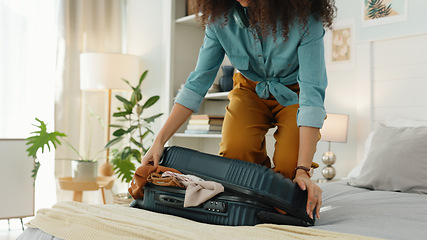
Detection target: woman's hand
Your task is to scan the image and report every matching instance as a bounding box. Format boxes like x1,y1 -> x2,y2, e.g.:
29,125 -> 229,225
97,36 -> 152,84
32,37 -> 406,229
141,103 -> 194,166
141,140 -> 165,166
293,170 -> 322,219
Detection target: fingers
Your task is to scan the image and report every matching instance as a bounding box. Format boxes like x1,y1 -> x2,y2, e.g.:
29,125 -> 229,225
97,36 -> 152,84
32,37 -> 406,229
141,156 -> 151,166
306,182 -> 322,219
152,153 -> 161,166
141,145 -> 164,166
316,194 -> 322,219
296,179 -> 307,191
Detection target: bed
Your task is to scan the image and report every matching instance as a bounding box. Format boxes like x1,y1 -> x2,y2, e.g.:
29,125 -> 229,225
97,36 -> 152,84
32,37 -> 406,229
15,182 -> 427,240
16,119 -> 427,240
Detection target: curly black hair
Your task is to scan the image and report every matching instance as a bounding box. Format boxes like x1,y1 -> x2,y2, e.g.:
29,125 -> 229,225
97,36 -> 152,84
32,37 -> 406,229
191,0 -> 336,40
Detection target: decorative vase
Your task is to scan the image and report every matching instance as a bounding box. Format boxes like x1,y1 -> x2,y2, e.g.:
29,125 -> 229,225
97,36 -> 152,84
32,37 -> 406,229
72,160 -> 98,182
219,65 -> 235,92
99,162 -> 114,176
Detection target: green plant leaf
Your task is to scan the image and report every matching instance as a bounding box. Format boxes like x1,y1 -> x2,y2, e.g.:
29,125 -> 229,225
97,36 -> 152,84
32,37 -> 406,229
105,136 -> 123,149
130,137 -> 143,149
140,130 -> 151,140
137,70 -> 148,89
109,124 -> 126,128
121,78 -> 131,88
136,105 -> 143,115
143,113 -> 163,123
113,111 -> 130,118
116,95 -> 134,112
143,127 -> 155,135
142,96 -> 160,109
111,156 -> 135,183
131,90 -> 143,105
116,95 -> 132,105
121,146 -> 132,160
130,92 -> 137,105
126,125 -> 138,133
26,118 -> 66,158
112,129 -> 126,137
130,149 -> 142,163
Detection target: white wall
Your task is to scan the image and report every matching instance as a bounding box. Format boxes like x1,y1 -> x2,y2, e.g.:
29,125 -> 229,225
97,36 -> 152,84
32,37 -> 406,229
313,0 -> 427,179
126,0 -> 166,150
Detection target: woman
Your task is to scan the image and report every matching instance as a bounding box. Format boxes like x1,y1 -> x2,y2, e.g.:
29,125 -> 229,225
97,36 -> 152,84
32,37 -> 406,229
142,0 -> 336,220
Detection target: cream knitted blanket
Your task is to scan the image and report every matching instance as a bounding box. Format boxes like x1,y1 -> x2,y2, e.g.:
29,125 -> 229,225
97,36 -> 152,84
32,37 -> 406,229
26,201 -> 381,240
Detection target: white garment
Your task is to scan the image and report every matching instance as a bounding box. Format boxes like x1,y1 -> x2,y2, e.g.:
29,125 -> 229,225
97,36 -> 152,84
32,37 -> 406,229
161,171 -> 224,207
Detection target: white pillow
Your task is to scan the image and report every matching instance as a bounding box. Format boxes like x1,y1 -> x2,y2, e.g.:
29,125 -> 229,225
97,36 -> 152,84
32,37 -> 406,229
346,117 -> 427,179
350,124 -> 427,194
346,131 -> 374,179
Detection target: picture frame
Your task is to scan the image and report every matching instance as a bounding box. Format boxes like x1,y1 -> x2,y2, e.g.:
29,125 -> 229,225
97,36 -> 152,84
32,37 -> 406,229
325,19 -> 355,70
361,0 -> 408,27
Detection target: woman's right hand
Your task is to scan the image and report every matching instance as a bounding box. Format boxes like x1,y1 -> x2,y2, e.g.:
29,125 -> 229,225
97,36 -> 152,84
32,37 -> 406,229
141,140 -> 165,166
141,103 -> 194,166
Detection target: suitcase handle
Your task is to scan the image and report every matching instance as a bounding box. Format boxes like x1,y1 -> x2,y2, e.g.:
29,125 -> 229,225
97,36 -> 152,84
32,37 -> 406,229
155,193 -> 185,208
257,211 -> 312,227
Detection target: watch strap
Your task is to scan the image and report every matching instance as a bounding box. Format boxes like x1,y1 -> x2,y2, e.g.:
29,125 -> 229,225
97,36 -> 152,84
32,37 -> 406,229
295,166 -> 313,177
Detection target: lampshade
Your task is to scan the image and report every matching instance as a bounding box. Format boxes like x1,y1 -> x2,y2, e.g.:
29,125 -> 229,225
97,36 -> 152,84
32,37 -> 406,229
80,52 -> 140,90
320,113 -> 349,143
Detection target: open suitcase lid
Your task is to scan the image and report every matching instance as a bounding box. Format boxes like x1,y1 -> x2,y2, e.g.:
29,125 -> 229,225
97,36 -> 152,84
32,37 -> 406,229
160,146 -> 315,226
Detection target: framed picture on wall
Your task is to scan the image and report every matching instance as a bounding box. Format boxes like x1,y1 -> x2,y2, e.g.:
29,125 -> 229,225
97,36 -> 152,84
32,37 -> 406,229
362,0 -> 408,27
325,19 -> 355,70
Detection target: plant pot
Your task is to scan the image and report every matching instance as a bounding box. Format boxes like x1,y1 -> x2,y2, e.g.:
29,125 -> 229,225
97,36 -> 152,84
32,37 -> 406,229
72,160 -> 98,182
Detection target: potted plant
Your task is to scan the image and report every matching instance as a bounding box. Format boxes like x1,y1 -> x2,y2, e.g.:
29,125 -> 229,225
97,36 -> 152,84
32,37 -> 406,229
105,70 -> 163,184
26,114 -> 104,182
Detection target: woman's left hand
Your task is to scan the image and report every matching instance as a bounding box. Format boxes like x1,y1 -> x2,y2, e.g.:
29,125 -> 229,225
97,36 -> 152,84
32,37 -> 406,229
293,172 -> 322,219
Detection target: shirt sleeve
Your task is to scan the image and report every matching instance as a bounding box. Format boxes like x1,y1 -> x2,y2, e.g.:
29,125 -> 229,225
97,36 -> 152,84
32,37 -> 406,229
296,17 -> 328,128
174,24 -> 225,112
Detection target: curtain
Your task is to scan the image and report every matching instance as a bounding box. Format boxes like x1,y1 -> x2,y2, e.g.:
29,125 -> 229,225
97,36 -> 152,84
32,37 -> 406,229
55,0 -> 125,202
0,0 -> 59,211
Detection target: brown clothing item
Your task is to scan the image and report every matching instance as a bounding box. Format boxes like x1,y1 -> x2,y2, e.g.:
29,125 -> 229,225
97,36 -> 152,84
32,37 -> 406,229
128,165 -> 182,199
147,172 -> 185,188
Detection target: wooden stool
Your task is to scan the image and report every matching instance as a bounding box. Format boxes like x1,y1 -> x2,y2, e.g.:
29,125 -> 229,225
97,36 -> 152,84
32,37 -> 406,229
58,176 -> 115,204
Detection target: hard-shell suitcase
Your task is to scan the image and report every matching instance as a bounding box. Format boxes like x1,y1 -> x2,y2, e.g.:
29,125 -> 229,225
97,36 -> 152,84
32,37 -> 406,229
131,146 -> 315,226
131,183 -> 312,226
158,146 -> 314,226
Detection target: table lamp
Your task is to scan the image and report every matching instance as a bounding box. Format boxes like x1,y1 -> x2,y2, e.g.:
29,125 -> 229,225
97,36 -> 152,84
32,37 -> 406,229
80,52 -> 140,176
319,113 -> 349,180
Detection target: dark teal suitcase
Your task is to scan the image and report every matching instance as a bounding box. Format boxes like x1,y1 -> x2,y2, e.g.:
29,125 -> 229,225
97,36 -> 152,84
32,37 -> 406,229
131,146 -> 314,226
131,183 -> 311,226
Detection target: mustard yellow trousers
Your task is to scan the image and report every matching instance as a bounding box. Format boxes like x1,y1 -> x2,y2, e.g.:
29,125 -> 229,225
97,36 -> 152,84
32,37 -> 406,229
219,73 -> 300,179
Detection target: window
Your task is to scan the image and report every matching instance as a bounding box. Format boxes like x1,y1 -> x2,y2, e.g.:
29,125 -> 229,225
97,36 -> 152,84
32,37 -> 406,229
0,0 -> 57,138
0,0 -> 59,211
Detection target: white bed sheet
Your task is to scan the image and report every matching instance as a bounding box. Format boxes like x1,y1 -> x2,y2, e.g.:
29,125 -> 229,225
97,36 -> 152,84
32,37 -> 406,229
313,180 -> 427,240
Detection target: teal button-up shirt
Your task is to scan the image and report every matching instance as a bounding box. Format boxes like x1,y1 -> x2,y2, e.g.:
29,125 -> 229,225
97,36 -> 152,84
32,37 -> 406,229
175,10 -> 328,128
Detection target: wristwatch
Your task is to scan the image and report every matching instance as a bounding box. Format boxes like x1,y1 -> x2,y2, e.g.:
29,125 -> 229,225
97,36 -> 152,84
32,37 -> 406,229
295,166 -> 313,178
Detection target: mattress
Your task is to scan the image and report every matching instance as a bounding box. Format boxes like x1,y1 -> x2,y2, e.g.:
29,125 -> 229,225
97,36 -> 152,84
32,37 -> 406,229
17,180 -> 427,240
312,180 -> 427,240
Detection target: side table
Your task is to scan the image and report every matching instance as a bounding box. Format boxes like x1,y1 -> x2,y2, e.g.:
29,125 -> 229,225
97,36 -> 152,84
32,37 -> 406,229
314,178 -> 342,183
58,176 -> 115,204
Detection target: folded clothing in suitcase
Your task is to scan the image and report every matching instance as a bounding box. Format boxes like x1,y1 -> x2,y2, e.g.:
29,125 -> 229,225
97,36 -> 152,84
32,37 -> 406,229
131,183 -> 312,226
157,146 -> 314,226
